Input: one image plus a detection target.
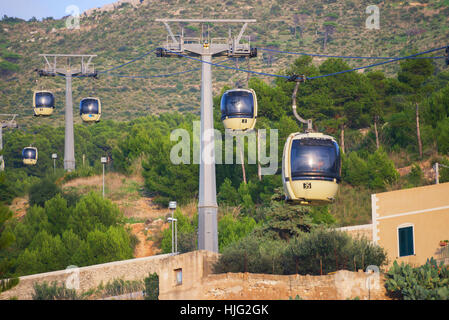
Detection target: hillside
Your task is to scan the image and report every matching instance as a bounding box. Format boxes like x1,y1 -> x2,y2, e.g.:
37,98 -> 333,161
1,0 -> 449,127
61,172 -> 173,258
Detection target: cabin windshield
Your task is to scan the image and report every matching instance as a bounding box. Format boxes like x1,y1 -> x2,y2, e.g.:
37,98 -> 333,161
221,91 -> 254,119
80,99 -> 99,114
290,139 -> 340,179
35,92 -> 55,108
22,148 -> 37,159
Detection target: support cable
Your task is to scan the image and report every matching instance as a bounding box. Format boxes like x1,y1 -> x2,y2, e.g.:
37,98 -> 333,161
160,46 -> 447,82
258,47 -> 445,60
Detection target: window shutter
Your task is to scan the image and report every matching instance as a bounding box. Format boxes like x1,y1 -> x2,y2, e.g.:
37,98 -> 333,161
399,226 -> 414,257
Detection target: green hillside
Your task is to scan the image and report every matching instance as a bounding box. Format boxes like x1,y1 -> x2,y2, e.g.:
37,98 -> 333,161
1,0 -> 448,126
2,0 -> 449,289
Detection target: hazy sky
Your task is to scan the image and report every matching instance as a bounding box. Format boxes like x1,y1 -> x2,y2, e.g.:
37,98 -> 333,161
0,0 -> 117,20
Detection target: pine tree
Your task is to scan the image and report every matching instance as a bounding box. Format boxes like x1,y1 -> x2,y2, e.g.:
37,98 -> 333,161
0,204 -> 19,293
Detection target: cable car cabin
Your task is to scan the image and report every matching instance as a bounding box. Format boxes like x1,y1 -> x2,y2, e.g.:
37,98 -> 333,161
33,91 -> 55,116
221,89 -> 257,132
22,147 -> 38,166
80,98 -> 101,123
282,132 -> 341,205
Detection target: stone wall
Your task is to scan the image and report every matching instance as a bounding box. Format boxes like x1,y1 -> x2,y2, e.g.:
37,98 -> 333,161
1,250 -> 389,300
0,251 -> 219,300
168,270 -> 388,300
335,224 -> 373,242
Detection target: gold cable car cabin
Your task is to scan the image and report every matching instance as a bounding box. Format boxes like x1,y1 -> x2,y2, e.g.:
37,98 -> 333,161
33,91 -> 55,116
220,88 -> 257,132
22,147 -> 38,166
282,132 -> 341,205
80,97 -> 101,123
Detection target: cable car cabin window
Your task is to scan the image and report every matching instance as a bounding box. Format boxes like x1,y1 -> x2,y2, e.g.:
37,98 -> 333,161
290,139 -> 340,180
22,149 -> 37,159
80,99 -> 99,115
221,91 -> 254,120
35,92 -> 55,108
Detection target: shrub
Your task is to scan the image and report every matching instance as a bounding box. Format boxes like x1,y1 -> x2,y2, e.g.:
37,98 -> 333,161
282,229 -> 387,275
103,279 -> 144,297
213,228 -> 388,276
436,117 -> 449,154
218,213 -> 258,252
144,273 -> 159,300
32,281 -> 79,300
385,258 -> 449,300
28,177 -> 61,207
12,192 -> 134,277
0,172 -> 16,204
213,234 -> 278,274
342,148 -> 398,190
406,163 -> 424,187
62,166 -> 99,183
217,178 -> 240,206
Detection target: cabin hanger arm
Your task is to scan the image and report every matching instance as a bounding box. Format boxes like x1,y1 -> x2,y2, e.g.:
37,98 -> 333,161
290,75 -> 313,132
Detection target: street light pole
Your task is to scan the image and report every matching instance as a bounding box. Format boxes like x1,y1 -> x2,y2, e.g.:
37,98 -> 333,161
169,201 -> 177,254
434,162 -> 449,184
52,153 -> 57,174
101,157 -> 107,197
174,218 -> 178,253
435,162 -> 439,184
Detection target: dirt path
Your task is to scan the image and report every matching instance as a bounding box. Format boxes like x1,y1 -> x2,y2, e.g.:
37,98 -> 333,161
129,220 -> 170,258
8,196 -> 29,220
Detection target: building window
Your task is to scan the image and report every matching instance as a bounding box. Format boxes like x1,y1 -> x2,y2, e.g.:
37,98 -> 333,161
398,225 -> 414,257
175,268 -> 182,285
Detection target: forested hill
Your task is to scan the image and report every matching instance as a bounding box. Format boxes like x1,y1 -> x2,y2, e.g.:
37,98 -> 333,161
3,0 -> 449,284
1,0 -> 449,126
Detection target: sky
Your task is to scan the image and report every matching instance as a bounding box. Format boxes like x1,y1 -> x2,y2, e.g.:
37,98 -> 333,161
0,0 -> 117,20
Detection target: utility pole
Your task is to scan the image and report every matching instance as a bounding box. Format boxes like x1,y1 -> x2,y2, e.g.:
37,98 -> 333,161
36,54 -> 97,172
0,114 -> 18,171
156,19 -> 257,253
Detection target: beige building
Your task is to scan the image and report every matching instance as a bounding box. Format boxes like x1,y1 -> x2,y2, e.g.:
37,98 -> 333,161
371,182 -> 449,267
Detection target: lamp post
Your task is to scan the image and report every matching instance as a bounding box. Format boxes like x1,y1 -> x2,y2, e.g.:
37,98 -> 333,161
434,162 -> 449,184
52,153 -> 57,174
167,217 -> 178,254
168,201 -> 177,254
101,157 -> 107,197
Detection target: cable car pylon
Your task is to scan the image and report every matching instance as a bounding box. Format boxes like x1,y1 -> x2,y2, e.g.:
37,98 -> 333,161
36,54 -> 98,172
156,18 -> 257,253
0,114 -> 18,171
